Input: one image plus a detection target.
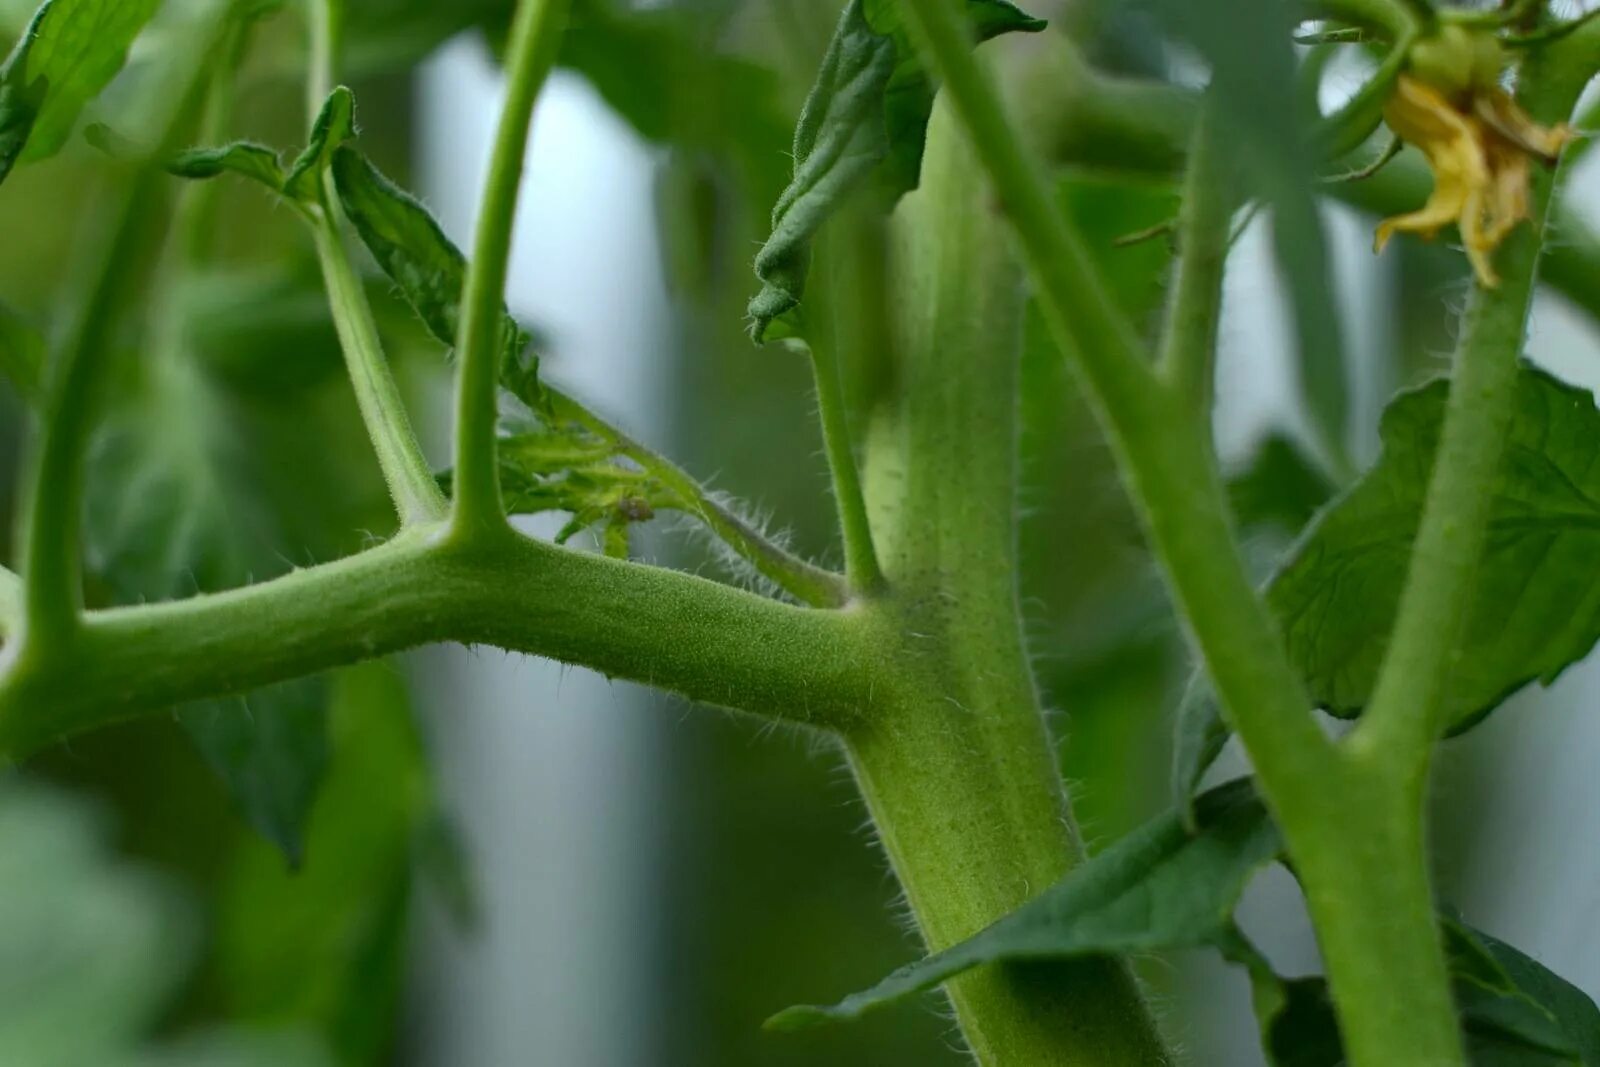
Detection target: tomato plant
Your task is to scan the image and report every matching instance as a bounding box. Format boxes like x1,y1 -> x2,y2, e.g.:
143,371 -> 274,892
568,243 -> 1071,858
2,0 -> 1599,1064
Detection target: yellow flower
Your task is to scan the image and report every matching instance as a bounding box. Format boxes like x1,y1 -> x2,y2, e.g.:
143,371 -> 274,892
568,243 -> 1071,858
1375,72 -> 1571,288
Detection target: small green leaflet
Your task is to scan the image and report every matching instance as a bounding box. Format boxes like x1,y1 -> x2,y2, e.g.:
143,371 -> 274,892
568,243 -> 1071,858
1178,364 -> 1600,805
769,778 -> 1280,1029
168,140 -> 284,188
748,0 -> 1044,343
330,145 -> 538,404
0,0 -> 164,185
283,85 -> 356,202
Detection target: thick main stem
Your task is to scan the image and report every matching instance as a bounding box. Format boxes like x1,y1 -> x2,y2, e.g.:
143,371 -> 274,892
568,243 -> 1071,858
845,103 -> 1169,1066
889,3 -> 1464,1064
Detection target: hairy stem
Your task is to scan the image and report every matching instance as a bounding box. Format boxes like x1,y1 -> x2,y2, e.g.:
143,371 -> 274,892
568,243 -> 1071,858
547,390 -> 849,607
803,331 -> 884,595
1353,31 -> 1595,766
851,101 -> 1169,1066
312,205 -> 450,524
15,173 -> 158,650
0,525 -> 879,755
889,4 -> 1473,1064
305,0 -> 446,525
451,0 -> 570,539
1156,103 -> 1234,417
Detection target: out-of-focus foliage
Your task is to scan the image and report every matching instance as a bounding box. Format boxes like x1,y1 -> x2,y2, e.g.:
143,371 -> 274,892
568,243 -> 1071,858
0,779 -> 333,1066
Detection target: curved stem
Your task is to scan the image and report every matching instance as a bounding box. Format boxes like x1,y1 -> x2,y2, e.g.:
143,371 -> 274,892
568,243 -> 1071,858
312,203 -> 450,524
0,525 -> 880,756
15,173 -> 155,650
802,333 -> 884,595
451,0 -> 570,540
304,0 -> 446,526
1157,103 -> 1234,417
547,390 -> 849,607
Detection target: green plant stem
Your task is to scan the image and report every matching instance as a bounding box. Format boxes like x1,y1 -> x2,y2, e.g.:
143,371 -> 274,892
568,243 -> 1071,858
311,208 -> 450,524
848,101 -> 1169,1066
0,524 -> 878,755
802,332 -> 884,595
1157,104 -> 1233,416
451,0 -> 570,540
546,390 -> 849,607
14,174 -> 157,651
0,566 -> 18,639
889,3 -> 1468,1064
304,0 -> 446,526
1352,32 -> 1595,767
1021,39 -> 1600,329
892,0 -> 1334,799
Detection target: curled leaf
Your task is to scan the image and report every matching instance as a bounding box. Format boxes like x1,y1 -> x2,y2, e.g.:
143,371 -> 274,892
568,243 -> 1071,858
329,145 -> 537,404
748,0 -> 1044,342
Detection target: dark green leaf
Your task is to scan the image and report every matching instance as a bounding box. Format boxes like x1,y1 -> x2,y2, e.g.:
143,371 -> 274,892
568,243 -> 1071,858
329,145 -> 536,403
283,85 -> 356,202
0,0 -> 164,183
1170,674 -> 1228,826
560,0 -> 786,155
1177,364 -> 1600,803
1454,921 -> 1600,1064
1229,432 -> 1339,538
85,359 -> 330,862
212,664 -> 434,1064
339,0 -> 511,76
769,778 -> 1279,1029
1238,919 -> 1596,1065
179,677 -> 332,869
1274,363 -> 1600,729
748,0 -> 1044,342
168,140 -> 285,189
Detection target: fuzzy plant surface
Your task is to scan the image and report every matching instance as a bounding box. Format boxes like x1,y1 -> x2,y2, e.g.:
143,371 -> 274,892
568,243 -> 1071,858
2,0 -> 1600,1064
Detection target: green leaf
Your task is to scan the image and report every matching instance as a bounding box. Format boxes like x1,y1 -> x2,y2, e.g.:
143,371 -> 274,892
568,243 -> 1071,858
1228,432 -> 1339,539
0,779 -> 333,1066
85,358 -> 330,862
1177,364 -> 1600,804
167,140 -> 284,189
211,664 -> 435,1065
283,85 -> 355,202
178,677 -> 331,869
0,0 -> 164,183
1239,918 -> 1598,1065
769,778 -> 1279,1029
1275,363 -> 1600,729
560,0 -> 786,155
748,0 -> 1044,342
329,144 -> 536,403
1170,674 -> 1229,826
